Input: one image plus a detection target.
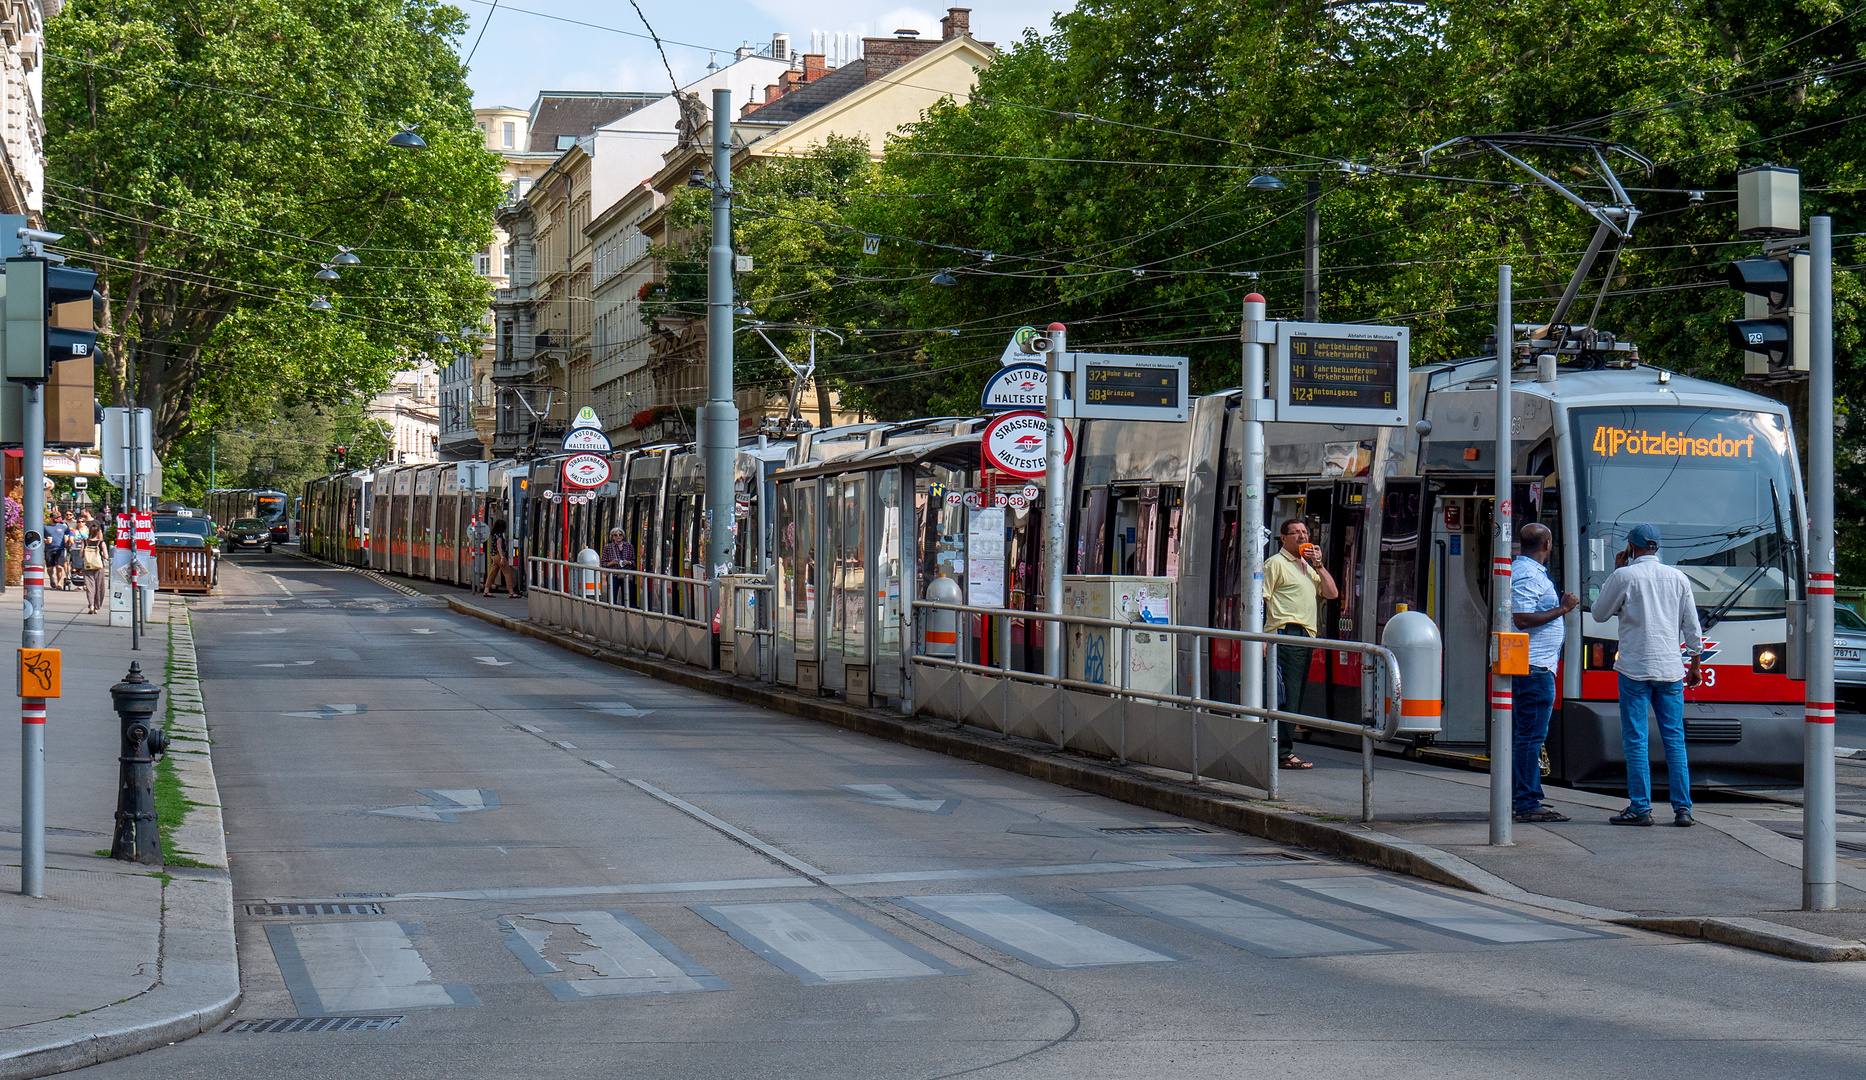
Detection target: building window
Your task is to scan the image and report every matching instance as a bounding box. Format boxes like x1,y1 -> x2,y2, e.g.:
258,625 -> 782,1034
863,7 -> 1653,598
503,246 -> 513,277
557,134 -> 578,151
502,121 -> 515,149
477,250 -> 491,276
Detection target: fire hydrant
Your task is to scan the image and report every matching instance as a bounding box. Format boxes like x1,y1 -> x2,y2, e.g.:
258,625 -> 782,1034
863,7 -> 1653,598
110,661 -> 167,864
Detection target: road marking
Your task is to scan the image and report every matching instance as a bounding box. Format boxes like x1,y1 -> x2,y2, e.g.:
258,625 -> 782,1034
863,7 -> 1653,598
500,909 -> 728,998
626,778 -> 827,878
1280,877 -> 1606,944
257,661 -> 317,668
474,656 -> 512,666
554,740 -> 578,750
842,783 -> 960,815
579,701 -> 656,718
588,760 -> 614,769
232,627 -> 292,635
517,724 -> 543,733
264,922 -> 478,1014
366,789 -> 500,823
1089,883 -> 1399,958
412,628 -> 438,634
894,893 -> 1173,968
280,704 -> 367,718
693,901 -> 960,984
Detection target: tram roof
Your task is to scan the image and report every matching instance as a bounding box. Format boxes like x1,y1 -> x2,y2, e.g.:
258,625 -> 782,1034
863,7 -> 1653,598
776,434 -> 978,481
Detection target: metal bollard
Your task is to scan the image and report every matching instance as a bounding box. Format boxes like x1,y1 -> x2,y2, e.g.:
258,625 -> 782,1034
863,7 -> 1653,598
109,661 -> 167,864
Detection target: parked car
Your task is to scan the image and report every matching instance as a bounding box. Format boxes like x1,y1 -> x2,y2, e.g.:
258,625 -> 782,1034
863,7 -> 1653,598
152,512 -> 215,549
1836,606 -> 1866,706
221,518 -> 274,553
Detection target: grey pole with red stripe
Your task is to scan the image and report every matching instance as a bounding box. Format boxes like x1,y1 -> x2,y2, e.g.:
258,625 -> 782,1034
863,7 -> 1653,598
1490,265 -> 1513,847
1804,216 -> 1835,911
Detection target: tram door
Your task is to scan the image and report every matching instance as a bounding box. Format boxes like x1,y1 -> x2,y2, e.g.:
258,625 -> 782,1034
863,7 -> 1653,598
1429,494 -> 1490,745
822,474 -> 868,697
1308,480 -> 1368,723
790,481 -> 821,691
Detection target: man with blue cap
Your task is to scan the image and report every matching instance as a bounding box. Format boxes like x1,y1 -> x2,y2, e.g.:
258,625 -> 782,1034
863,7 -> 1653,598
1592,523 -> 1706,827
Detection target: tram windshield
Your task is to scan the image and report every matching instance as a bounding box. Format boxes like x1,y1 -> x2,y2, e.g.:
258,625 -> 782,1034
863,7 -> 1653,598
1571,405 -> 1796,618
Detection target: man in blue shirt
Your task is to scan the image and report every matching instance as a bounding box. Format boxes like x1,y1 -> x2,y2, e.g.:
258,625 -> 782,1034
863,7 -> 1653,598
1511,522 -> 1578,823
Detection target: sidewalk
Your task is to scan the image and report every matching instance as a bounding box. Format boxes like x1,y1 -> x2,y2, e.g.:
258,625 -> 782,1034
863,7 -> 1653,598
428,579 -> 1866,964
0,589 -> 236,1079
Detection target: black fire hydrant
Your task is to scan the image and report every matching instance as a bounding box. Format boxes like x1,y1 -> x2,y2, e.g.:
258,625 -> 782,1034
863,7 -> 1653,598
110,661 -> 168,864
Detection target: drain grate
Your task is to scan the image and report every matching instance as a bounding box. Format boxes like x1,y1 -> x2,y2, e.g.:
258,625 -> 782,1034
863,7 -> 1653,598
225,1016 -> 404,1033
1099,825 -> 1213,836
1173,851 -> 1313,866
244,903 -> 385,917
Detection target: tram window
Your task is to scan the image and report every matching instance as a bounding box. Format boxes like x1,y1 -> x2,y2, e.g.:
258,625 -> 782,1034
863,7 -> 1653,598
1374,481 -> 1423,639
1074,488 -> 1110,574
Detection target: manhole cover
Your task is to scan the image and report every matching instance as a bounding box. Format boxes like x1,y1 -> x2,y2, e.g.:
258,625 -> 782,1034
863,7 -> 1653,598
244,903 -> 385,916
225,1016 -> 403,1033
1098,826 -> 1213,836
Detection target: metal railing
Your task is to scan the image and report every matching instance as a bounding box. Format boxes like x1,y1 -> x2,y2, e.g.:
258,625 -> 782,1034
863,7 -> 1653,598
526,555 -> 714,668
910,600 -> 1402,821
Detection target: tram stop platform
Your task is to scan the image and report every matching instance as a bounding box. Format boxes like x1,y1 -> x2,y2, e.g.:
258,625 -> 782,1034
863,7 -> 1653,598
400,573 -> 1866,963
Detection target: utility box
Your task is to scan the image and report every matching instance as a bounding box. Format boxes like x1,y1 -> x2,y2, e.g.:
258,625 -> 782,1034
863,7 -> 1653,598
1737,166 -> 1800,238
1062,575 -> 1175,695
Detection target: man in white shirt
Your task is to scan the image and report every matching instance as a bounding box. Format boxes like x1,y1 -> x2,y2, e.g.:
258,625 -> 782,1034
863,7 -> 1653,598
1591,523 -> 1705,827
1511,523 -> 1577,823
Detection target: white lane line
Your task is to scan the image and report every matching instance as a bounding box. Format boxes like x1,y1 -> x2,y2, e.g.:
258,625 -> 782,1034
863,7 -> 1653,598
895,893 -> 1173,969
554,740 -> 578,750
1280,877 -> 1605,944
387,877 -> 811,902
501,910 -> 727,998
474,656 -> 512,666
588,760 -> 614,769
517,724 -> 543,734
625,777 -> 827,879
842,783 -> 960,815
1090,883 -> 1398,958
693,901 -> 960,984
265,922 -> 478,1013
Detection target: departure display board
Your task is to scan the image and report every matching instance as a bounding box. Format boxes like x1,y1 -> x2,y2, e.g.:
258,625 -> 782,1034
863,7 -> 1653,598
1271,322 -> 1409,427
1071,354 -> 1189,421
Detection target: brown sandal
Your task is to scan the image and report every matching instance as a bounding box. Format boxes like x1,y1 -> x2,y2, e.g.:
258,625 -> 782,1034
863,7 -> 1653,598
1279,755 -> 1314,770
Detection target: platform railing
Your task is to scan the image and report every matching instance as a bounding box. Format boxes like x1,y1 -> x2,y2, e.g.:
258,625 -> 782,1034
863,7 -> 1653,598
526,555 -> 716,669
909,600 -> 1403,821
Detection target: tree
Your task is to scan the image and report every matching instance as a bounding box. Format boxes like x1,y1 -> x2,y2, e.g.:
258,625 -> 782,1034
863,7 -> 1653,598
45,0 -> 503,455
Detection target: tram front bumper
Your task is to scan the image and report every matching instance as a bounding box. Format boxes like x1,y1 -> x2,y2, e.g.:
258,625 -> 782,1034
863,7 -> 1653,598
1558,698 -> 1804,788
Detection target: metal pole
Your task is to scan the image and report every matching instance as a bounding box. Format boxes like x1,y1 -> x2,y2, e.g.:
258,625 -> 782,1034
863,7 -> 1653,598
1042,323 -> 1068,681
1240,294 -> 1270,793
1805,216 -> 1837,911
1303,181 -> 1321,322
19,382 -> 45,896
703,88 -> 739,624
1489,266 -> 1514,846
129,408 -> 140,652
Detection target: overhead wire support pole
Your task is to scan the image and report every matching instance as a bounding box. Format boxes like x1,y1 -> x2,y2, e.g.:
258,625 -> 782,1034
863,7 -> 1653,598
1042,323 -> 1068,682
702,87 -> 739,623
1239,293 -> 1270,796
20,380 -> 46,896
1805,215 -> 1837,911
1303,182 -> 1320,322
1490,265 -> 1514,847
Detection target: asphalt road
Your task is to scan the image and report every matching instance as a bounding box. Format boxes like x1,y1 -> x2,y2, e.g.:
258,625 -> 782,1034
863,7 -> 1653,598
70,553 -> 1866,1079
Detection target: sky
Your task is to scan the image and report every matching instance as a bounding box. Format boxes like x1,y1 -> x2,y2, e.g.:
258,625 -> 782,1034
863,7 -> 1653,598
456,0 -> 1074,109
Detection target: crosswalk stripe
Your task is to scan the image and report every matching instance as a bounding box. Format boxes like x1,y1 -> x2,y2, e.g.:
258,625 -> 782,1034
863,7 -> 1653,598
894,893 -> 1175,969
264,922 -> 480,1014
1280,877 -> 1605,944
692,901 -> 961,984
1087,883 -> 1399,958
500,909 -> 728,999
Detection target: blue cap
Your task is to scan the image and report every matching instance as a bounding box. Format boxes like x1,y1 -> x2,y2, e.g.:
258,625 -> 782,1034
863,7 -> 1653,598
1626,523 -> 1662,549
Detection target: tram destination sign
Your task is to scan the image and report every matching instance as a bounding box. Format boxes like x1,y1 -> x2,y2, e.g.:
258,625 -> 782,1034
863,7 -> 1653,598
1270,322 -> 1409,427
1070,354 -> 1189,422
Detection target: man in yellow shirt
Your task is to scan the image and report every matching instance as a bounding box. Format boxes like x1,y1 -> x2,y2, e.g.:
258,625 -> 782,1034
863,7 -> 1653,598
1264,519 -> 1338,769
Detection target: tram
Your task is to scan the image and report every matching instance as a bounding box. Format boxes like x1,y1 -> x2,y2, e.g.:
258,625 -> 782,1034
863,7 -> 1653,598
298,356 -> 1805,790
205,488 -> 297,539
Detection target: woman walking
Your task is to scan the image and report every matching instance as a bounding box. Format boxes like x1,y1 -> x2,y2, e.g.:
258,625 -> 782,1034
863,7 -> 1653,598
80,520 -> 109,614
482,519 -> 517,598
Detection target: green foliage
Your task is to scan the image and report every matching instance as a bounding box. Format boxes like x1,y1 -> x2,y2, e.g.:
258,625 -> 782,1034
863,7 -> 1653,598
44,0 -> 503,454
163,402 -> 393,503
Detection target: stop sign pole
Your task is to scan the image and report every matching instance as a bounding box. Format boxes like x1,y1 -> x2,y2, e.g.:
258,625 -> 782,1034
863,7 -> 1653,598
1043,322 -> 1069,680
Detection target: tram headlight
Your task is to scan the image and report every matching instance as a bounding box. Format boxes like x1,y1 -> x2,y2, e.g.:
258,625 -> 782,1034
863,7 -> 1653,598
1752,644 -> 1786,673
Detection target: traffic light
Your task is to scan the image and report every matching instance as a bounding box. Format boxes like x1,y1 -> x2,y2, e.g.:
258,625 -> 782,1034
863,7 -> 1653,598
1726,252 -> 1809,378
4,258 -> 99,382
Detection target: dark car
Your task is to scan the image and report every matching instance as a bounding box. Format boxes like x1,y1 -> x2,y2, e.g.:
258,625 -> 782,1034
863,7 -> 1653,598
267,520 -> 291,545
221,517 -> 274,553
1835,605 -> 1866,705
153,513 -> 215,549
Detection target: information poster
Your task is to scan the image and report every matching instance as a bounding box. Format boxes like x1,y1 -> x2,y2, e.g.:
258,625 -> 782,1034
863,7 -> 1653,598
966,506 -> 1006,608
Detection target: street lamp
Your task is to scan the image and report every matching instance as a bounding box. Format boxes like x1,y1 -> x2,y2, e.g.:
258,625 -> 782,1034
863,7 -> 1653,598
930,270 -> 958,286
314,264 -> 340,281
388,124 -> 428,149
332,247 -> 362,266
309,296 -> 332,311
1247,174 -> 1285,191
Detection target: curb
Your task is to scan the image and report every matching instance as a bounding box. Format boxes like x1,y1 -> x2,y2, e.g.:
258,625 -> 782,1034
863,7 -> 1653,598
0,603 -> 240,1079
445,593 -> 1866,964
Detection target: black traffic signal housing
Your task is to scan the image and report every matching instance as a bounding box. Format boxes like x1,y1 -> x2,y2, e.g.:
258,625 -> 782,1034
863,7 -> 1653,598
1725,252 -> 1808,379
4,258 -> 100,382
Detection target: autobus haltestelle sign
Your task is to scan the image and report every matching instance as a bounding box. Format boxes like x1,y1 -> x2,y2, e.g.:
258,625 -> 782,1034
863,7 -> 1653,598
560,453 -> 611,490
980,410 -> 1072,479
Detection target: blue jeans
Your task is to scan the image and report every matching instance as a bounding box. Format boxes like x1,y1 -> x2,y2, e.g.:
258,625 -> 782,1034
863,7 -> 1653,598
1619,675 -> 1692,814
1512,668 -> 1556,814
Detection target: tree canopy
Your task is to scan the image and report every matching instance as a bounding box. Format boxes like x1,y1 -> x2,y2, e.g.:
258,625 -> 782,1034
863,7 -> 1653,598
44,0 -> 503,454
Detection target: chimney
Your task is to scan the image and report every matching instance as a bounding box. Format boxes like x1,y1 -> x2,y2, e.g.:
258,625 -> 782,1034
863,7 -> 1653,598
861,27 -> 940,81
941,8 -> 971,41
802,53 -> 826,80
765,83 -> 781,103
735,45 -> 754,60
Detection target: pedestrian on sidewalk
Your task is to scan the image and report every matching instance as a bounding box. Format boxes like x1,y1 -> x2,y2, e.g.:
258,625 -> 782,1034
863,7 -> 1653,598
80,525 -> 109,613
1264,518 -> 1338,770
1512,523 -> 1578,823
600,527 -> 635,606
482,519 -> 517,599
1592,523 -> 1705,827
44,511 -> 69,590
